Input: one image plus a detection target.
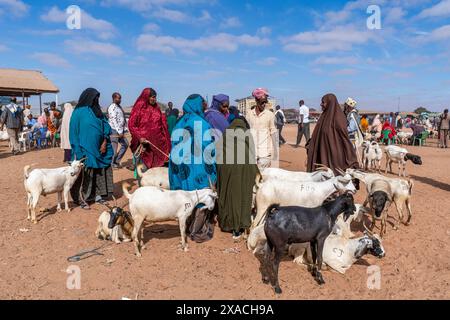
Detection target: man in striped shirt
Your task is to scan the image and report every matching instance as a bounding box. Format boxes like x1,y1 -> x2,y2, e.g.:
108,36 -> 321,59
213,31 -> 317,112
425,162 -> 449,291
0,97 -> 24,155
108,92 -> 129,169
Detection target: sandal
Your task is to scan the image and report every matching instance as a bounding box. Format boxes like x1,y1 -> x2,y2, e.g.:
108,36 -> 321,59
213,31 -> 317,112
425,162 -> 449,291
80,203 -> 91,210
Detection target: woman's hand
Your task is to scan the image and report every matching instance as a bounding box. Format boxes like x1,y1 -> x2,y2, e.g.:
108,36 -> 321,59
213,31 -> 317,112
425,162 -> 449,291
100,139 -> 107,154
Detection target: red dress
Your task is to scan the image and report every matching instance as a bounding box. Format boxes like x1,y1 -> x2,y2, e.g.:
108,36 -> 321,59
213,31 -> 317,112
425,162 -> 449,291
382,122 -> 397,139
128,88 -> 171,169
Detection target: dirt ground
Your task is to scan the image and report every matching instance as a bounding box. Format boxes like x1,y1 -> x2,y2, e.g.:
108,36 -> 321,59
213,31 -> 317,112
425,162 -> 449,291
0,124 -> 449,300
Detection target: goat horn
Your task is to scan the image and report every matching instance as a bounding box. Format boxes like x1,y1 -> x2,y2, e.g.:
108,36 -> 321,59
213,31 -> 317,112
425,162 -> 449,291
102,202 -> 114,211
363,221 -> 374,236
78,157 -> 87,162
208,176 -> 216,192
112,195 -> 118,207
336,168 -> 346,176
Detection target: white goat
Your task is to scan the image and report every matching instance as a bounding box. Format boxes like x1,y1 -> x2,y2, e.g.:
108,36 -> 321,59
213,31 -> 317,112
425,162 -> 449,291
384,145 -> 422,177
334,204 -> 369,238
289,231 -> 385,274
122,183 -> 217,257
363,141 -> 383,172
137,164 -> 170,189
251,174 -> 356,230
396,132 -> 412,145
261,167 -> 335,183
348,169 -> 414,228
23,160 -> 84,224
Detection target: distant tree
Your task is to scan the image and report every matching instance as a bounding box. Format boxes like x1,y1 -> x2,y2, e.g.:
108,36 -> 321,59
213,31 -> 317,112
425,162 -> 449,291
414,107 -> 430,114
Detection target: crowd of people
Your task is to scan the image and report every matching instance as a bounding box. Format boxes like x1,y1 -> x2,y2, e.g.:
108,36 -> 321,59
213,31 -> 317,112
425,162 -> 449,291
1,90 -> 449,240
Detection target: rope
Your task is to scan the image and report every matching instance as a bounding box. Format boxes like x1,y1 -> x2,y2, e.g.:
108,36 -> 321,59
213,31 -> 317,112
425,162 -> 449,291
67,242 -> 113,263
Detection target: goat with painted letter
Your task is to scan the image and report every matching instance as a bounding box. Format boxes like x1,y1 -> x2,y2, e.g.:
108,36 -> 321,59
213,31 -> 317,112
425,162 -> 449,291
23,159 -> 85,224
122,180 -> 217,257
385,145 -> 422,177
261,193 -> 356,293
261,165 -> 335,183
251,171 -> 356,230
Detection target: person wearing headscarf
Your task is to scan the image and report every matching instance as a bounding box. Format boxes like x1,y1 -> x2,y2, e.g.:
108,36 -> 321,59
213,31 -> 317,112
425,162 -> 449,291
246,88 -> 277,170
204,94 -> 230,140
370,114 -> 383,139
167,108 -> 180,136
382,118 -> 397,140
360,115 -> 369,133
307,94 -> 359,175
128,88 -> 171,172
228,106 -> 239,124
69,88 -> 114,210
169,94 -> 217,243
216,116 -> 259,240
60,103 -> 74,162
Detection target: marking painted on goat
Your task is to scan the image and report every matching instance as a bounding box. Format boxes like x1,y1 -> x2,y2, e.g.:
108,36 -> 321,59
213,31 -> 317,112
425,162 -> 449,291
299,184 -> 315,192
333,248 -> 344,258
185,203 -> 192,211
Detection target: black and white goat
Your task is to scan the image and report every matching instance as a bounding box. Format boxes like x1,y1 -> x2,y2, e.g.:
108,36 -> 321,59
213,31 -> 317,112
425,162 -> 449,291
262,194 -> 356,294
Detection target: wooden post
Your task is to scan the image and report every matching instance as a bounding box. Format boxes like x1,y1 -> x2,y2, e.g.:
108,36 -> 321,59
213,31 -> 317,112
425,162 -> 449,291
22,90 -> 25,108
39,94 -> 42,115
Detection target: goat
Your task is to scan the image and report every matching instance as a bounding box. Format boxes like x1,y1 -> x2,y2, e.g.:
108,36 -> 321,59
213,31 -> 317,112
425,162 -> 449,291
136,164 -> 170,189
363,179 -> 394,237
95,198 -> 133,244
261,165 -> 335,183
289,226 -> 385,274
385,145 -> 422,177
122,182 -> 217,257
348,169 -> 414,229
396,132 -> 413,145
333,204 -> 369,238
23,160 -> 84,224
363,141 -> 383,173
251,173 -> 356,230
261,194 -> 355,293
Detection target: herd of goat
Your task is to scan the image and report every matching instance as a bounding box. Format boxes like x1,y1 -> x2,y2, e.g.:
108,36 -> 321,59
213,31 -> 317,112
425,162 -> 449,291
21,141 -> 423,294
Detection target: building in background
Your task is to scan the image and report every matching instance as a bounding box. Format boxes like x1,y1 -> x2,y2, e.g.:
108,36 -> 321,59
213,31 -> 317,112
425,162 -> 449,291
235,96 -> 277,117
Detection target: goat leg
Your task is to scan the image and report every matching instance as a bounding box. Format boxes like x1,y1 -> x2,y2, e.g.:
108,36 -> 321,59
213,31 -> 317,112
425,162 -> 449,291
271,248 -> 283,294
315,238 -> 326,285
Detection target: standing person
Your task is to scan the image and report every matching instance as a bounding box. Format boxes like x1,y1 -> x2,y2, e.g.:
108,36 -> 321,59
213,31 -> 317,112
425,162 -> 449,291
49,102 -> 59,122
360,115 -> 369,133
169,94 -> 217,243
0,97 -> 23,155
204,94 -> 230,140
307,94 -> 359,175
23,105 -> 32,122
45,108 -> 58,147
108,92 -> 129,169
296,100 -> 310,148
217,116 -> 259,241
344,97 -> 364,149
69,88 -> 114,210
167,108 -> 179,137
274,105 -> 286,146
228,106 -> 240,124
129,88 -> 171,171
439,109 -> 449,148
370,114 -> 383,139
165,101 -> 174,118
246,88 -> 277,170
60,103 -> 74,163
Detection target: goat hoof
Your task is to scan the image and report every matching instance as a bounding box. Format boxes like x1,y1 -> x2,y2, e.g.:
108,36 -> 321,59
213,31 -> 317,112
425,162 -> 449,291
135,252 -> 142,258
315,275 -> 325,286
32,220 -> 38,225
274,287 -> 282,295
262,277 -> 270,285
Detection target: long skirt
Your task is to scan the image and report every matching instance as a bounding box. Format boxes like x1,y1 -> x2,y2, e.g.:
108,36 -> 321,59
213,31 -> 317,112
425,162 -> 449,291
70,166 -> 114,204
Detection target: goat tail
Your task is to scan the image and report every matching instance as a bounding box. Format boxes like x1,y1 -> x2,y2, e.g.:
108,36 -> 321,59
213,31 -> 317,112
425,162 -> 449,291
266,204 -> 281,218
23,164 -> 34,180
136,164 -> 145,178
122,182 -> 132,200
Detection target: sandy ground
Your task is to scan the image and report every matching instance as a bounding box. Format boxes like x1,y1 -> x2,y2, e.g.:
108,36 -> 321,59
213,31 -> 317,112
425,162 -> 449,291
0,124 -> 449,300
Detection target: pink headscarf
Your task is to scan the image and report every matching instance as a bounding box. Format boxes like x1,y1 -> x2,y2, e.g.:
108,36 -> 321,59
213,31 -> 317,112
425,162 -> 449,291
252,88 -> 269,99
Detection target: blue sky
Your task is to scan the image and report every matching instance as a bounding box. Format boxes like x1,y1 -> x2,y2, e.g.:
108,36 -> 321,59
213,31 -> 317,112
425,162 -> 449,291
0,0 -> 449,112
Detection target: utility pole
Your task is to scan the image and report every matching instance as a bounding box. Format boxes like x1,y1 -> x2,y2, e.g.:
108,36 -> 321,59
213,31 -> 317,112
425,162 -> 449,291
397,97 -> 400,114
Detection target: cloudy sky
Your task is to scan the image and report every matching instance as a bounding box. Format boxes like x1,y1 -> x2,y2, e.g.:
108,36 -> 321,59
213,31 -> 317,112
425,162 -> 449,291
0,0 -> 449,111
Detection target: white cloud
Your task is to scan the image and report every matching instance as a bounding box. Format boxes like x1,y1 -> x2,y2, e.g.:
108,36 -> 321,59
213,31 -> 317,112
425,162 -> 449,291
257,57 -> 278,66
31,52 -> 72,68
0,44 -> 9,51
0,0 -> 29,17
385,7 -> 407,24
154,8 -> 189,23
41,6 -> 116,39
416,24 -> 450,42
137,33 -> 270,55
313,56 -> 359,65
65,39 -> 124,57
100,0 -> 186,11
198,10 -> 212,22
282,26 -> 375,54
257,26 -> 272,36
220,17 -> 242,29
418,0 -> 450,18
332,68 -> 359,76
143,23 -> 160,32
